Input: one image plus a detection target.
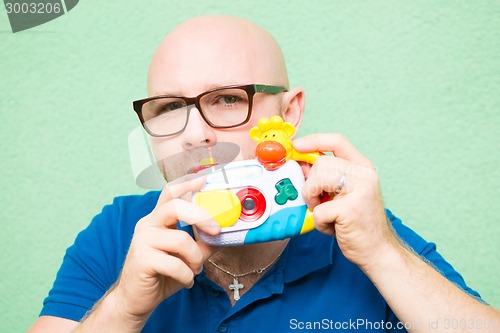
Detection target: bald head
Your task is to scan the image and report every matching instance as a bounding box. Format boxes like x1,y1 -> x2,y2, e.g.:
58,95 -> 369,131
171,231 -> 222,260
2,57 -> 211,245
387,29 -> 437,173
142,16 -> 305,182
147,15 -> 289,96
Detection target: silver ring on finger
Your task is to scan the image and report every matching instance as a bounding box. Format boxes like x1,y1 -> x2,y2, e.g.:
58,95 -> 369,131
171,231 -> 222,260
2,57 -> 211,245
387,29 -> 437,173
334,173 -> 347,195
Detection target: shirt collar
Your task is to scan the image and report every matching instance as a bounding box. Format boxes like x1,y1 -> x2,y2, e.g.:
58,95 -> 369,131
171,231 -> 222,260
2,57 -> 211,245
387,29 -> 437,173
282,230 -> 336,283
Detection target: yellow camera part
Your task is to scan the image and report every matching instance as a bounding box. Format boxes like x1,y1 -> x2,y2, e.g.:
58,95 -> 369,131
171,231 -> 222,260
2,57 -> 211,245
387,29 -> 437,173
194,190 -> 242,228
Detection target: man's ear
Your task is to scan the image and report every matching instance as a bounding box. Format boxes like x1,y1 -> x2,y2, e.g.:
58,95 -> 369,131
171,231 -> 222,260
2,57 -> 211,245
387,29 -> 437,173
281,87 -> 305,138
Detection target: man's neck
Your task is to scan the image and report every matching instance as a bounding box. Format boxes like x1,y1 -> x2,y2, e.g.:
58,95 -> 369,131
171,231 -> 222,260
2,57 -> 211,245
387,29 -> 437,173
203,239 -> 289,305
207,239 -> 288,273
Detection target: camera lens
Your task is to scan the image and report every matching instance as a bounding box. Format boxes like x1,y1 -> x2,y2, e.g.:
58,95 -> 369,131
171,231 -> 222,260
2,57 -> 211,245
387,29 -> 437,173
243,198 -> 256,211
236,187 -> 266,222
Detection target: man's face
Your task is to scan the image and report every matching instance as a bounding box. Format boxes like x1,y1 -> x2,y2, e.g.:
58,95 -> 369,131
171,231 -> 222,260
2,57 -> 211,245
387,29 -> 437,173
146,19 -> 288,182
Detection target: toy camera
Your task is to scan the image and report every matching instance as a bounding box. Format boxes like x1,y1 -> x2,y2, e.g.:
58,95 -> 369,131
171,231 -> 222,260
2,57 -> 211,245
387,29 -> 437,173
194,159 -> 314,246
193,115 -> 325,246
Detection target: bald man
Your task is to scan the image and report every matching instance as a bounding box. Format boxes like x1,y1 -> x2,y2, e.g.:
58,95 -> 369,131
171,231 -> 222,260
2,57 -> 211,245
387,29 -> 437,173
28,16 -> 499,333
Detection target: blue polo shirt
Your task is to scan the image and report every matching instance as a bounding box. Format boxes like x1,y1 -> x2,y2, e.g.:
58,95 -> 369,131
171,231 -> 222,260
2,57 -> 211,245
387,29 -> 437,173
41,191 -> 481,332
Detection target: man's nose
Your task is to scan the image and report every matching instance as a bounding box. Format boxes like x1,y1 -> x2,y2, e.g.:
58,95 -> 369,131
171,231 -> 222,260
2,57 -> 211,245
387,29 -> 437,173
181,108 -> 217,150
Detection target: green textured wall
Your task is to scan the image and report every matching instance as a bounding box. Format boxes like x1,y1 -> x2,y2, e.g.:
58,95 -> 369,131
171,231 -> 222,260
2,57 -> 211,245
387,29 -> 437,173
1,1 -> 499,331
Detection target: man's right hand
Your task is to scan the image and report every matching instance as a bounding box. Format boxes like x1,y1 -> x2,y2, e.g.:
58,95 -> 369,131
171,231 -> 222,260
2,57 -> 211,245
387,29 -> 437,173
112,175 -> 220,323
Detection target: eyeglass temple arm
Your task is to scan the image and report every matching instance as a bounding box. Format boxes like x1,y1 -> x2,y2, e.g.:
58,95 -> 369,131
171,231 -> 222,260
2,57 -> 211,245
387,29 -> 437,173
254,84 -> 289,94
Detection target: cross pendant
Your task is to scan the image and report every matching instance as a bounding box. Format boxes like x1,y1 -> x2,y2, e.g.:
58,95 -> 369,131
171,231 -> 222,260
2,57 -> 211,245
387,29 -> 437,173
229,277 -> 244,301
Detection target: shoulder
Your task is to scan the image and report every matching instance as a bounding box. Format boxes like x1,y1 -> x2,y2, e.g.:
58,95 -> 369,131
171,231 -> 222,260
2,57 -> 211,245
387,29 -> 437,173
105,191 -> 161,217
385,208 -> 436,255
40,191 -> 161,321
70,191 -> 161,255
92,191 -> 161,230
385,209 -> 483,300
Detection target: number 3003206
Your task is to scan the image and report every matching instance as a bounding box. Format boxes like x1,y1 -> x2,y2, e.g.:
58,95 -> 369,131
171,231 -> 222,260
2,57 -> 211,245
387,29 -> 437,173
5,2 -> 62,14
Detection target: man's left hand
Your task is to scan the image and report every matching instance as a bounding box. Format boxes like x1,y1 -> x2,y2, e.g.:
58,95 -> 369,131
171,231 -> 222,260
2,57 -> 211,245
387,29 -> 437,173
293,133 -> 400,269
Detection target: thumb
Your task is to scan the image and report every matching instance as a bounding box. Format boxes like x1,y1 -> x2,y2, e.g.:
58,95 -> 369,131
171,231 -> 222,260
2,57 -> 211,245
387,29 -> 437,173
196,240 -> 219,263
298,161 -> 312,179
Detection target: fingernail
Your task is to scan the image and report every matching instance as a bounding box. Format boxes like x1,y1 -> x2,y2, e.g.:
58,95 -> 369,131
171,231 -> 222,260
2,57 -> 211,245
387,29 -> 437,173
210,222 -> 221,234
202,221 -> 220,235
292,139 -> 302,147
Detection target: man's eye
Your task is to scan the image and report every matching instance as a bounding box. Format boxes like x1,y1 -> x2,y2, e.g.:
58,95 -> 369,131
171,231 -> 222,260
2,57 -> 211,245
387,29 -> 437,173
160,102 -> 185,112
219,95 -> 241,105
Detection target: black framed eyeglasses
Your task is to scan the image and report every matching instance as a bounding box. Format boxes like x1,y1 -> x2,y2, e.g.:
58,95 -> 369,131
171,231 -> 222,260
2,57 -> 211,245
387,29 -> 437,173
132,84 -> 288,137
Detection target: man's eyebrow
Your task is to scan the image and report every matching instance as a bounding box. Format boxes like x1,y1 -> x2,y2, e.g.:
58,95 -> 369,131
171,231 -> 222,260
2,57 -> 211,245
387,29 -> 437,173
149,90 -> 181,97
203,82 -> 242,91
150,82 -> 244,98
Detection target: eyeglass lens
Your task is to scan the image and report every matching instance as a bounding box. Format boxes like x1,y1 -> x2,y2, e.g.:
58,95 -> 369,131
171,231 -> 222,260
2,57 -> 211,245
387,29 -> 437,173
141,88 -> 250,136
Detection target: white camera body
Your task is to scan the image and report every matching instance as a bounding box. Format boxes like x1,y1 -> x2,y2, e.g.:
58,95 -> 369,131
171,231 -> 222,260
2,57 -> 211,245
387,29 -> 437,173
194,159 -> 310,246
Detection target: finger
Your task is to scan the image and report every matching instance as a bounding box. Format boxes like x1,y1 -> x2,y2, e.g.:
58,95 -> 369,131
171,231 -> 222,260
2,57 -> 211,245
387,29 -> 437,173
301,157 -> 350,209
312,198 -> 348,237
140,229 -> 207,274
155,175 -> 207,209
293,134 -> 372,166
152,199 -> 221,235
297,161 -> 312,179
196,239 -> 219,263
147,249 -> 196,289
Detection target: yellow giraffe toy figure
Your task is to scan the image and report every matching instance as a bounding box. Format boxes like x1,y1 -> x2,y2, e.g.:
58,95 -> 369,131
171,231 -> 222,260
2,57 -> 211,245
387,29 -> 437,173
250,116 -> 325,235
249,115 -> 320,169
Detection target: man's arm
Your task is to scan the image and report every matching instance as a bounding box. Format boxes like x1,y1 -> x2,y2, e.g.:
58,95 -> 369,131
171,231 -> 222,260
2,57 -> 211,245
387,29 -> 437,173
294,133 -> 500,333
27,316 -> 78,333
27,287 -> 153,333
366,239 -> 499,332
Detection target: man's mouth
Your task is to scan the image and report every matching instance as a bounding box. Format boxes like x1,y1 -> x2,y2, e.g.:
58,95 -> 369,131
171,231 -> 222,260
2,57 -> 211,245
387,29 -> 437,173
156,142 -> 241,181
188,163 -> 218,174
